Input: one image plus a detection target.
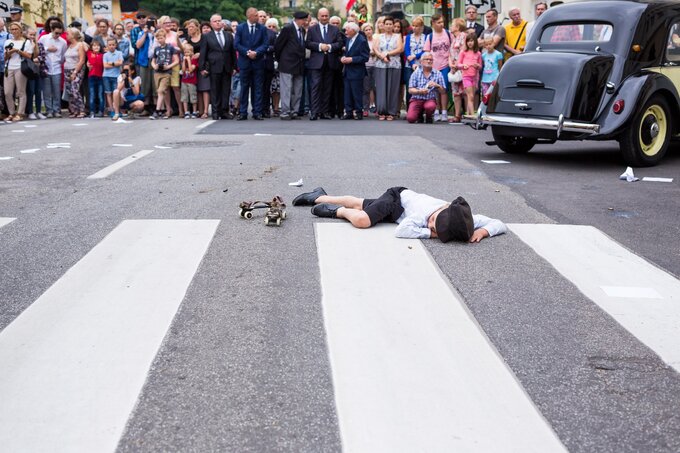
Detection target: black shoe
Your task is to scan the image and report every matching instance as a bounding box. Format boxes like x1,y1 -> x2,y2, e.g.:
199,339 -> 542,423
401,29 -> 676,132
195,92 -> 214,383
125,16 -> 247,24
354,114 -> 363,120
321,113 -> 332,120
238,115 -> 248,120
212,113 -> 220,120
309,114 -> 318,121
223,112 -> 233,120
291,113 -> 300,120
311,203 -> 340,218
342,113 -> 354,120
262,112 -> 271,118
292,187 -> 327,206
253,115 -> 263,120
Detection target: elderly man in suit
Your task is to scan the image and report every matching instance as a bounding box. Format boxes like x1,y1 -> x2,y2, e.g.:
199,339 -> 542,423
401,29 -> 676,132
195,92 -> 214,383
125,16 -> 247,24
275,11 -> 309,120
305,8 -> 343,120
340,22 -> 369,120
199,14 -> 237,120
235,7 -> 269,120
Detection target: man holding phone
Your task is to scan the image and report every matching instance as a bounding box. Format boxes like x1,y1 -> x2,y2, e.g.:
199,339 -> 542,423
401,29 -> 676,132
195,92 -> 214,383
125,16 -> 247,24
132,14 -> 157,115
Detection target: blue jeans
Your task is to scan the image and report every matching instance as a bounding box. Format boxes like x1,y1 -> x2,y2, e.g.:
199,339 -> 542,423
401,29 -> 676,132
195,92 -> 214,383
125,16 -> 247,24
26,77 -> 43,114
43,74 -> 62,114
88,76 -> 104,114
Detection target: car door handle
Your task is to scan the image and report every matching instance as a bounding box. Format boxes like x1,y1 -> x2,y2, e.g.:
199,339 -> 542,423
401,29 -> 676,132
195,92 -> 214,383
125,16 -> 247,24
517,79 -> 545,88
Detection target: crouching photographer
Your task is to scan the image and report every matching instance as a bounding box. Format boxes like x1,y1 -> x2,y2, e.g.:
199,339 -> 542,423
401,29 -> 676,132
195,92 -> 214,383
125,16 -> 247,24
111,64 -> 145,120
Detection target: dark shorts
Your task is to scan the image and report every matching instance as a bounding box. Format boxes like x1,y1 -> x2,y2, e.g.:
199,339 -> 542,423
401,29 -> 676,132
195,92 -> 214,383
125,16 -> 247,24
123,93 -> 144,109
362,186 -> 407,226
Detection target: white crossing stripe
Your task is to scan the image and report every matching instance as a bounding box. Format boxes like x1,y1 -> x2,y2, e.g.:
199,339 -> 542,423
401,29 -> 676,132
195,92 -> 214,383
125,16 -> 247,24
509,224 -> 680,370
316,223 -> 566,453
0,219 -> 219,452
195,119 -> 216,129
0,218 -> 16,229
87,149 -> 154,179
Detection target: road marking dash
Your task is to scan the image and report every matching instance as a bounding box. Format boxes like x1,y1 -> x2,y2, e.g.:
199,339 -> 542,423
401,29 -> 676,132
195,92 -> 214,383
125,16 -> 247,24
111,143 -> 133,147
0,157 -> 15,160
481,159 -> 511,164
642,177 -> 673,183
195,120 -> 215,129
20,149 -> 40,154
87,149 -> 154,179
0,218 -> 16,229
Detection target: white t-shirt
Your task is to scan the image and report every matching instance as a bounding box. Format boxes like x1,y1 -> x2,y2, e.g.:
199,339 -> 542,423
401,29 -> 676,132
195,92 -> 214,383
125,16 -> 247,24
117,73 -> 141,97
38,34 -> 67,75
5,38 -> 34,70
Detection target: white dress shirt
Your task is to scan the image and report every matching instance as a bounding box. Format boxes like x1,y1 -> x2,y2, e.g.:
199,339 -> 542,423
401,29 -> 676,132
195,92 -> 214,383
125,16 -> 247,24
38,34 -> 67,75
394,190 -> 507,239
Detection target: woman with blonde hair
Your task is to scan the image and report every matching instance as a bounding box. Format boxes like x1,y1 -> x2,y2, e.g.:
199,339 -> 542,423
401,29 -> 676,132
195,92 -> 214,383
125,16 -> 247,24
63,27 -> 87,117
404,16 -> 426,104
3,21 -> 33,122
448,17 -> 467,122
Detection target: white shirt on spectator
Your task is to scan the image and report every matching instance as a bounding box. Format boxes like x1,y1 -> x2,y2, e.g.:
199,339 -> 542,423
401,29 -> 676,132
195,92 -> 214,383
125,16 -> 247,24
38,34 -> 67,74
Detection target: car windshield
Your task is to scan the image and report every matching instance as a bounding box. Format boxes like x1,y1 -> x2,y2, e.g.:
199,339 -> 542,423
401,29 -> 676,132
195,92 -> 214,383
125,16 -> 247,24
540,23 -> 613,43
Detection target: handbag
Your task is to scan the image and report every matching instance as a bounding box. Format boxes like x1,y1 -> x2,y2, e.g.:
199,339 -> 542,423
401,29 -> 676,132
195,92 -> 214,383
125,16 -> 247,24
449,69 -> 463,83
19,40 -> 40,80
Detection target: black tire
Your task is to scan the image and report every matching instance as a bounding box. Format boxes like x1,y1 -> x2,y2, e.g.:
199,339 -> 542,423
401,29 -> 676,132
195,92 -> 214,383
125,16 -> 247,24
618,95 -> 670,167
492,127 -> 537,154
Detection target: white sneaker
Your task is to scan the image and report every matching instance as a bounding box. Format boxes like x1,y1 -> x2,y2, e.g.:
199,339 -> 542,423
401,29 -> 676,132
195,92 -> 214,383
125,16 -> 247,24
440,111 -> 448,122
434,111 -> 441,122
53,112 -> 62,118
37,112 -> 47,120
28,113 -> 37,120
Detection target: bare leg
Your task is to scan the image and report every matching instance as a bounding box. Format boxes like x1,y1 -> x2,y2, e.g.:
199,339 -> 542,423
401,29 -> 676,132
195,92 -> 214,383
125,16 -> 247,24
315,195 -> 364,209
336,207 -> 371,229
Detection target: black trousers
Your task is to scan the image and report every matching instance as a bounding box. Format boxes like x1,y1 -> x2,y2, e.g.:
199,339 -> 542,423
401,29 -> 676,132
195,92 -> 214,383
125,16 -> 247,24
262,69 -> 274,114
309,67 -> 333,116
329,69 -> 344,116
209,71 -> 232,116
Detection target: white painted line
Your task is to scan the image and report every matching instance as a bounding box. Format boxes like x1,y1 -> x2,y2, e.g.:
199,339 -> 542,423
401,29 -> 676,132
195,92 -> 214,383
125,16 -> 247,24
154,145 -> 172,149
11,129 -> 24,133
509,224 -> 680,370
20,149 -> 40,154
73,123 -> 88,126
642,177 -> 673,183
0,218 -> 16,229
87,149 -> 154,179
316,224 -> 566,453
111,143 -> 133,147
481,159 -> 511,164
23,124 -> 37,128
46,145 -> 70,149
195,119 -> 215,129
601,286 -> 663,299
0,157 -> 14,160
254,133 -> 271,136
47,142 -> 71,146
0,219 -> 219,452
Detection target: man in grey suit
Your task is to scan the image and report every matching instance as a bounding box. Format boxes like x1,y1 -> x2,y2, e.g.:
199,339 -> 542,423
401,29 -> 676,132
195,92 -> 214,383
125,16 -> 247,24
275,11 -> 309,120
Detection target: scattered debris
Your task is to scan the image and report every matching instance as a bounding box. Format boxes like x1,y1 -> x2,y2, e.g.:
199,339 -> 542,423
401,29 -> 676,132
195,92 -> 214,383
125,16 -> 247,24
223,188 -> 229,193
619,167 -> 639,182
288,178 -> 304,187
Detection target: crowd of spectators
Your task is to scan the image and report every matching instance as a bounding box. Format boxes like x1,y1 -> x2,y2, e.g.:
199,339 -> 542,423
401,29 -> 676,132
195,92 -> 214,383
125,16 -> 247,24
0,2 -> 548,124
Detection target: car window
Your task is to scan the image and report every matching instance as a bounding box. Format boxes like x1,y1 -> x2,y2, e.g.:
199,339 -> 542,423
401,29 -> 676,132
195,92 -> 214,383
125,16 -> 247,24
540,23 -> 613,43
666,23 -> 680,63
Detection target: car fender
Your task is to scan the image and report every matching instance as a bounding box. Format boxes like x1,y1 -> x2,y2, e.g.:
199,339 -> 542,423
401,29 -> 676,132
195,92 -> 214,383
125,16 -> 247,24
598,73 -> 680,136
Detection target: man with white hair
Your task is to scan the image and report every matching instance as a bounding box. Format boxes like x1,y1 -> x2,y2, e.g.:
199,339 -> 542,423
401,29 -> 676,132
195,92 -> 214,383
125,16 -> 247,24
504,7 -> 527,60
275,11 -> 308,120
340,22 -> 369,120
406,52 -> 446,123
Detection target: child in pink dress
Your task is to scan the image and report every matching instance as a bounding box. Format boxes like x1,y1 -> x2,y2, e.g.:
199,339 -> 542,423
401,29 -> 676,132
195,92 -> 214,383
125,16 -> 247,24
456,32 -> 482,116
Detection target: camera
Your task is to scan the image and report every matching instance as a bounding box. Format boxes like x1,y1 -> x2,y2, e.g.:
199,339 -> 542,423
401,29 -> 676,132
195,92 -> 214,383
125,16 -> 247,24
5,42 -> 14,50
157,64 -> 164,72
147,19 -> 156,29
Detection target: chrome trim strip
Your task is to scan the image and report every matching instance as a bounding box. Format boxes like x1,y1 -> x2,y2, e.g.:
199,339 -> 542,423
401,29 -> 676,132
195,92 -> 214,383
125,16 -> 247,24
472,114 -> 600,134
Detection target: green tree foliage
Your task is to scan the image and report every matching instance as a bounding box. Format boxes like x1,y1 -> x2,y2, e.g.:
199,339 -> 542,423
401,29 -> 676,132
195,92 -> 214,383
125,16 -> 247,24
140,0 -> 282,22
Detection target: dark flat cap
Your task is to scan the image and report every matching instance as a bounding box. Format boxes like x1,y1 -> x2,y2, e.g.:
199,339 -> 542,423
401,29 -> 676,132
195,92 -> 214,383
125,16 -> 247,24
435,196 -> 474,243
293,11 -> 309,19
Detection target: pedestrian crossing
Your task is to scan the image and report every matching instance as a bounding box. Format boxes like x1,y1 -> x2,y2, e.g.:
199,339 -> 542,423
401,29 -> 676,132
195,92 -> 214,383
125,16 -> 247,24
0,219 -> 678,451
0,218 -> 15,229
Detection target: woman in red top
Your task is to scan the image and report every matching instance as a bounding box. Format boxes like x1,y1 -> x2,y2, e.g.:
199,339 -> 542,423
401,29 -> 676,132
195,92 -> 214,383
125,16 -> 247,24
87,40 -> 105,117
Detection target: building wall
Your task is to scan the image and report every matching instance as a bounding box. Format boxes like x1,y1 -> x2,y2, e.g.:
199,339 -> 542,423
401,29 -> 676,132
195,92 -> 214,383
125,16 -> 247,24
13,0 -> 124,28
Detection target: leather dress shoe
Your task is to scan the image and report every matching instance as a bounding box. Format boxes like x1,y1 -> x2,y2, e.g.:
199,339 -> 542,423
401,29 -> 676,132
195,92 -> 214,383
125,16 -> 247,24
311,203 -> 341,218
253,115 -> 263,120
222,112 -> 233,120
262,112 -> 271,118
309,114 -> 318,121
354,113 -> 363,120
237,115 -> 248,120
212,113 -> 220,120
321,113 -> 332,119
292,187 -> 327,206
291,113 -> 300,120
342,113 -> 354,120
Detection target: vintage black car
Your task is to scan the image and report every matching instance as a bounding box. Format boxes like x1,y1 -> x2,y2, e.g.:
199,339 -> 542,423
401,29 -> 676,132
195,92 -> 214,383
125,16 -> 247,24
468,0 -> 680,166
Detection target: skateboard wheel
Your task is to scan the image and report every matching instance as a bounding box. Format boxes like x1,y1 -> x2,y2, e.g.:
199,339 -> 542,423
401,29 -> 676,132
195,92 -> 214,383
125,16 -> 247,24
245,211 -> 253,219
276,218 -> 282,226
238,209 -> 244,218
281,211 -> 287,220
264,218 -> 269,225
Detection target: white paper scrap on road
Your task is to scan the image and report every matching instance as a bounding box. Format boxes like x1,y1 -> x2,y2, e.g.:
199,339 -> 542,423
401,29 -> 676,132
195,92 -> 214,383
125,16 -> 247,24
619,166 -> 639,182
642,177 -> 673,183
0,157 -> 15,160
316,223 -> 566,453
0,218 -> 16,229
87,149 -> 154,179
195,119 -> 215,129
20,149 -> 40,154
509,224 -> 680,370
481,159 -> 511,164
288,178 -> 303,187
112,143 -> 133,147
0,219 -> 219,452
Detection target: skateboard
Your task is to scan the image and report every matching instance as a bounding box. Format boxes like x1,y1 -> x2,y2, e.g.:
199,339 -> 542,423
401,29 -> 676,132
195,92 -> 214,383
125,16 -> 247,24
238,196 -> 287,226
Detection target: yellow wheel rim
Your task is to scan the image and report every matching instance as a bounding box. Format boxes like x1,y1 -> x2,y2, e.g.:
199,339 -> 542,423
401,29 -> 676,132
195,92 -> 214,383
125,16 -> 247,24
638,105 -> 667,157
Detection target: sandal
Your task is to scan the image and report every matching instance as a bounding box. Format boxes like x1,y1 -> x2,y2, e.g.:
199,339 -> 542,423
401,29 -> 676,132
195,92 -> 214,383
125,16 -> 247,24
200,113 -> 209,119
386,115 -> 394,121
378,115 -> 386,121
68,113 -> 77,118
76,113 -> 86,118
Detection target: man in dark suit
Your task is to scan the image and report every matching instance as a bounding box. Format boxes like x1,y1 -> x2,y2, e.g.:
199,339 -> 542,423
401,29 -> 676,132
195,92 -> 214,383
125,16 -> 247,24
305,8 -> 343,120
340,22 -> 370,120
465,5 -> 485,38
274,11 -> 308,120
329,15 -> 345,118
199,14 -> 236,120
262,19 -> 277,118
234,7 -> 269,120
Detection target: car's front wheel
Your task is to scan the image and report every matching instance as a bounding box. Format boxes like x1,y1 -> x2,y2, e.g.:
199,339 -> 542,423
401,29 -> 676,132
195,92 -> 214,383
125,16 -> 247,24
492,127 -> 537,154
619,95 -> 670,167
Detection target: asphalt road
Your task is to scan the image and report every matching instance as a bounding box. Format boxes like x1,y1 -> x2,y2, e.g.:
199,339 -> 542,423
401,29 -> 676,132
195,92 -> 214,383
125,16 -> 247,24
0,116 -> 679,452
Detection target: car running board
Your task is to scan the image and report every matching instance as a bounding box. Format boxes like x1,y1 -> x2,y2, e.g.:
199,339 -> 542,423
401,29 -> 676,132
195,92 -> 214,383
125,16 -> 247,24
485,139 -> 557,146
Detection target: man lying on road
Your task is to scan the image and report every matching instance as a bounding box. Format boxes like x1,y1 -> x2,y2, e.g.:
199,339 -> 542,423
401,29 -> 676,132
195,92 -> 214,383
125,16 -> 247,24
293,187 -> 507,243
